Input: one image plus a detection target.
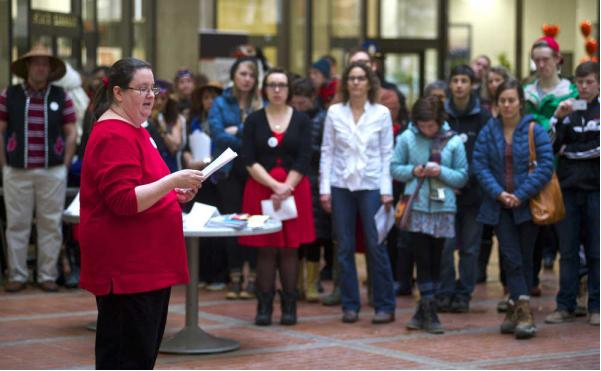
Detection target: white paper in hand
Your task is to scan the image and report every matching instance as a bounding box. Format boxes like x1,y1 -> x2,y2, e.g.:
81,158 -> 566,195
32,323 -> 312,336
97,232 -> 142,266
374,205 -> 395,244
200,147 -> 237,178
183,202 -> 220,231
189,130 -> 212,162
65,192 -> 80,217
261,196 -> 298,221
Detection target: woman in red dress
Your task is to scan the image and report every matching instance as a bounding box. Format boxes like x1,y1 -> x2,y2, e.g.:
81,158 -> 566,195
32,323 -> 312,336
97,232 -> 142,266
240,68 -> 315,326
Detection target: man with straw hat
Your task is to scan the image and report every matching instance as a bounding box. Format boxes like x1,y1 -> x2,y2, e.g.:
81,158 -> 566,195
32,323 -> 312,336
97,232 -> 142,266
0,44 -> 77,292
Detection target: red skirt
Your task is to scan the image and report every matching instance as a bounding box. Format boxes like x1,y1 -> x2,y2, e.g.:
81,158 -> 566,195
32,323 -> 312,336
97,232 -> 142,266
239,167 -> 315,248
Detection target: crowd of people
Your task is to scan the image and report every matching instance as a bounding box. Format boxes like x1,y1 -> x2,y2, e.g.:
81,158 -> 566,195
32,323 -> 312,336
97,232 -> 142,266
0,33 -> 598,367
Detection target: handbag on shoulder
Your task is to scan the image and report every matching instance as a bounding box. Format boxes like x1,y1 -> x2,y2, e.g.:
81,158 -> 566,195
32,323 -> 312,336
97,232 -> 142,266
394,178 -> 424,230
527,122 -> 566,225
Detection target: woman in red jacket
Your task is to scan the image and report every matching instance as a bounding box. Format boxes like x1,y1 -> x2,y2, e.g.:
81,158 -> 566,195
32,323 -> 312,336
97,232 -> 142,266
79,58 -> 204,369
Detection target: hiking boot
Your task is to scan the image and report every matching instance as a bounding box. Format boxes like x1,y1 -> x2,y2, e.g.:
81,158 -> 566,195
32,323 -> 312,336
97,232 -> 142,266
225,272 -> 242,300
255,291 -> 274,326
500,300 -> 517,334
545,310 -> 575,324
406,300 -> 425,330
514,298 -> 536,339
435,296 -> 452,313
240,272 -> 256,299
450,296 -> 469,313
422,297 -> 444,334
497,294 -> 510,313
322,286 -> 341,306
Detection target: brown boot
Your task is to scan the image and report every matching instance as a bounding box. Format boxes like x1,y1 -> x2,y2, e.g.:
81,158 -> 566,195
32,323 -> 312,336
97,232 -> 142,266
500,300 -> 517,334
514,298 -> 536,339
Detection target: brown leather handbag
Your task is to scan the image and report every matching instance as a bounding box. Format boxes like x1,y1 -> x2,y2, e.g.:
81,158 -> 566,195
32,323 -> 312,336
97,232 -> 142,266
527,122 -> 566,225
394,177 -> 424,230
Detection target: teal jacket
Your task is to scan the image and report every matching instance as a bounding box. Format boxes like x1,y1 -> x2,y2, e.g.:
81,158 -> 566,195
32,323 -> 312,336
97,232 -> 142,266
390,122 -> 468,214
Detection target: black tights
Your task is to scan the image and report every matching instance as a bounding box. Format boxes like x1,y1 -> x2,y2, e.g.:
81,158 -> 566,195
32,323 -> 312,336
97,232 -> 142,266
409,232 -> 444,297
256,248 -> 298,293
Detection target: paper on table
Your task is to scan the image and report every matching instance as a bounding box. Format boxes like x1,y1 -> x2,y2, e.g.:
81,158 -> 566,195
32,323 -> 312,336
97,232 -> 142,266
66,192 -> 80,216
261,196 -> 297,221
183,202 -> 220,231
374,205 -> 395,244
189,130 -> 212,162
200,147 -> 238,178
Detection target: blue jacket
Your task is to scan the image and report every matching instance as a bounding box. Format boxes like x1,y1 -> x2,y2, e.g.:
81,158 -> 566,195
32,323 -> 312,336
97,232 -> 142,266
207,87 -> 244,176
472,114 -> 554,225
390,122 -> 468,214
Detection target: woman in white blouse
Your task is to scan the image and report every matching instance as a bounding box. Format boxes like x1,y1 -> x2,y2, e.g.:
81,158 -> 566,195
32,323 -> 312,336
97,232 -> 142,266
320,61 -> 396,324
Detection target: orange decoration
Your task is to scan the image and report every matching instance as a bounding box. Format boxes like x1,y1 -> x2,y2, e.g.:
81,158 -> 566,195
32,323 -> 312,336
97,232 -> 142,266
542,23 -> 559,38
585,38 -> 598,56
580,20 -> 593,38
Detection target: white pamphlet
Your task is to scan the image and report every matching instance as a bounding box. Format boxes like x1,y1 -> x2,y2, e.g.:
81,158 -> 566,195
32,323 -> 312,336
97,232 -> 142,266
183,202 -> 220,231
200,147 -> 238,178
189,130 -> 212,162
65,192 -> 80,217
261,196 -> 298,221
374,205 -> 395,244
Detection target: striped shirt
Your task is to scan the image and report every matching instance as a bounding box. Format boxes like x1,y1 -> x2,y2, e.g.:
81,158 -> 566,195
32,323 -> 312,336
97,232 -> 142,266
0,84 -> 76,168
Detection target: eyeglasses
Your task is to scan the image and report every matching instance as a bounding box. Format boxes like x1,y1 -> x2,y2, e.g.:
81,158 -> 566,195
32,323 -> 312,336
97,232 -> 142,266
348,75 -> 367,83
265,83 -> 289,90
125,86 -> 161,96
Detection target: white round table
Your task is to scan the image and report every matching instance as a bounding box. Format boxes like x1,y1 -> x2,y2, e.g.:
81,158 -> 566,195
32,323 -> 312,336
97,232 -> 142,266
63,208 -> 281,355
160,219 -> 281,354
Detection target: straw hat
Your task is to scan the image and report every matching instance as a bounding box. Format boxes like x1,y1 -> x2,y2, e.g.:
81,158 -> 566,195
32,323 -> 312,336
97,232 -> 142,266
11,44 -> 67,82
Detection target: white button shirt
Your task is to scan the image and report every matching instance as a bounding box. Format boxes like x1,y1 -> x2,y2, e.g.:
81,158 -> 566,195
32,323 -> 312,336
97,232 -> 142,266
319,101 -> 393,195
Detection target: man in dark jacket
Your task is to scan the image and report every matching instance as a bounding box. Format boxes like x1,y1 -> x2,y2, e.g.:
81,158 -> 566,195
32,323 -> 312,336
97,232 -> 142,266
545,61 -> 600,326
437,65 -> 491,312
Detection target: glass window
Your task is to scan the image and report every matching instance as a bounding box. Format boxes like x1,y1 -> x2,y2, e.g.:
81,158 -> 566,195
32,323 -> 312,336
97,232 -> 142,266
31,0 -> 70,13
380,0 -> 438,39
132,0 -> 147,61
312,0 -> 330,61
217,0 -> 277,36
289,0 -> 306,74
97,0 -> 122,66
331,0 -> 360,37
385,53 -> 420,107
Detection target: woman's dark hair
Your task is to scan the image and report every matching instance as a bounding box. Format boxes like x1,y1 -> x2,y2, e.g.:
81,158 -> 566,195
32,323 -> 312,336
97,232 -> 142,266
162,96 -> 180,124
261,67 -> 292,103
494,79 -> 525,108
340,61 -> 380,104
411,95 -> 447,127
290,77 -> 315,98
92,58 -> 152,119
189,85 -> 221,120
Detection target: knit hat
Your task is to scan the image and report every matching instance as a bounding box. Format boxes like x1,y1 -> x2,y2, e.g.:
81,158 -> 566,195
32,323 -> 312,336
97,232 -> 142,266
311,58 -> 331,79
532,36 -> 560,54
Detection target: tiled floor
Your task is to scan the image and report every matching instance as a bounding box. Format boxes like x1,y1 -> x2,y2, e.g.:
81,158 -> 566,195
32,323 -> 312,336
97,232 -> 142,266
0,257 -> 598,370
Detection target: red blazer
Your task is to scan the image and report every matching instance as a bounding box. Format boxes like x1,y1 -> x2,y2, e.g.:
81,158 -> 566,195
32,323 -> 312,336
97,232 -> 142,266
79,119 -> 188,296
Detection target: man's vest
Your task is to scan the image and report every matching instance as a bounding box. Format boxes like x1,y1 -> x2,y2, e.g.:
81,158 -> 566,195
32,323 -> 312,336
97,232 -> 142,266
5,84 -> 66,168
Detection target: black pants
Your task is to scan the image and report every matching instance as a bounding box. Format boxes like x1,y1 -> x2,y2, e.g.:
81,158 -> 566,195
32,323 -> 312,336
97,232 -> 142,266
95,287 -> 171,370
215,175 -> 257,273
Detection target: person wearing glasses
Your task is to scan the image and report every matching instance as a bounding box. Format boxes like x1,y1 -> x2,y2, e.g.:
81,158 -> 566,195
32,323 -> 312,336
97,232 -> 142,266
79,58 -> 205,369
320,61 -> 396,324
239,68 -> 315,326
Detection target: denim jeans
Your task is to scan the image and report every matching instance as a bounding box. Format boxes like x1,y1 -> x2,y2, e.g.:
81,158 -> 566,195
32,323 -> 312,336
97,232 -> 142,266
331,187 -> 396,314
494,208 -> 539,301
438,204 -> 483,300
556,189 -> 600,313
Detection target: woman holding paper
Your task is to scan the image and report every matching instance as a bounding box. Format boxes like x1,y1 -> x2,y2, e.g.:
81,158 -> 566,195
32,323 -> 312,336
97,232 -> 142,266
319,61 -> 396,325
79,58 -> 204,369
208,57 -> 263,300
240,68 -> 315,326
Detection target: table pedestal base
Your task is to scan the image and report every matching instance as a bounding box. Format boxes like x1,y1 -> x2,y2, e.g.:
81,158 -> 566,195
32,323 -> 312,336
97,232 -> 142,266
160,326 -> 240,354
